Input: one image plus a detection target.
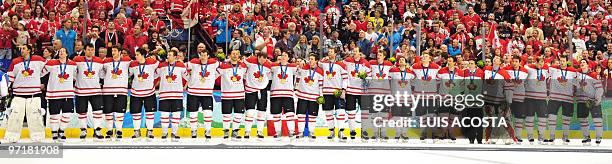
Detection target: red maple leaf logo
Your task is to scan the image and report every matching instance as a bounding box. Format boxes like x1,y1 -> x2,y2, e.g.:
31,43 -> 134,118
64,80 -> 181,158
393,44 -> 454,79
303,77 -> 313,83
537,75 -> 545,81
325,71 -> 336,77
58,73 -> 70,79
83,70 -> 96,76
421,76 -> 432,81
398,80 -> 408,86
22,69 -> 33,75
445,81 -> 454,87
232,75 -> 242,81
351,70 -> 357,77
112,69 -> 123,75
277,73 -> 288,80
165,74 -> 177,81
253,72 -> 262,78
200,71 -> 210,78
139,73 -> 149,79
376,73 -> 386,79
557,77 -> 567,83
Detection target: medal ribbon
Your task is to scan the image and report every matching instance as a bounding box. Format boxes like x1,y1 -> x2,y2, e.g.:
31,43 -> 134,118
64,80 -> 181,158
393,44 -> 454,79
138,62 -> 146,78
309,66 -> 316,81
536,69 -> 542,81
422,64 -> 429,80
201,61 -> 209,77
491,67 -> 499,79
112,58 -> 121,74
280,64 -> 288,79
167,62 -> 176,77
85,57 -> 93,72
561,69 -> 567,80
23,56 -> 31,72
232,63 -> 239,78
59,61 -> 67,78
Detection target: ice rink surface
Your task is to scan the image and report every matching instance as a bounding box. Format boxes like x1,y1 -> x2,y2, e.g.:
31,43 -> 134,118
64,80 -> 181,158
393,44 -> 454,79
2,138 -> 612,163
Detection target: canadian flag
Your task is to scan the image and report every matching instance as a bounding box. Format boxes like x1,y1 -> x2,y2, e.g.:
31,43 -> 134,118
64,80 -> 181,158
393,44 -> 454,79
485,22 -> 501,49
169,0 -> 199,29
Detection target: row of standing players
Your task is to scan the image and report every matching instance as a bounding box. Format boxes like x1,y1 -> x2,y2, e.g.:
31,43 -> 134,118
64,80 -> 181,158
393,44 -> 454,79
1,44 -> 605,145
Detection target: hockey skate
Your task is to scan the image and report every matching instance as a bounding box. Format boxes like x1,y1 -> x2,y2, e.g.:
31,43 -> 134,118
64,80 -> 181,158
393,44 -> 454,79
160,133 -> 168,141
132,129 -> 141,141
171,133 -> 180,142
51,131 -> 59,142
582,137 -> 591,146
105,130 -> 113,142
146,129 -> 154,141
361,131 -> 370,142
563,138 -> 570,145
223,129 -> 230,139
79,128 -> 87,141
349,130 -> 357,140
256,131 -> 264,141
58,130 -> 66,142
327,128 -> 335,141
231,129 -> 242,141
338,129 -> 348,142
595,138 -> 602,146
94,128 -> 104,142
191,129 -> 198,139
243,131 -> 251,140
204,129 -> 212,141
116,131 -> 123,142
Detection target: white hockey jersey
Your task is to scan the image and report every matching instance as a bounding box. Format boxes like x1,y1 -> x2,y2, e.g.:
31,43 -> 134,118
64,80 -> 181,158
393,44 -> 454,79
217,62 -> 248,99
368,60 -> 393,95
243,56 -> 272,93
270,63 -> 298,98
73,56 -> 104,96
295,64 -> 324,101
524,64 -> 549,100
156,61 -> 187,100
318,59 -> 348,95
129,58 -> 159,97
411,62 -> 440,96
42,59 -> 77,99
548,66 -> 576,103
8,55 -> 46,96
504,66 -> 528,102
186,58 -> 219,96
344,57 -> 371,95
101,56 -> 132,95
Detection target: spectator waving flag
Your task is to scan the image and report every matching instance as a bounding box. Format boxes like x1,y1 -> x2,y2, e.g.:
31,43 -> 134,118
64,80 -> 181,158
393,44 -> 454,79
169,0 -> 199,29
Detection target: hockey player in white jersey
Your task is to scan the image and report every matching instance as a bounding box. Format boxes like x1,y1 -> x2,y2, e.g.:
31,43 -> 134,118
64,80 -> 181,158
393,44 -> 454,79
101,46 -> 132,141
155,50 -> 188,141
343,49 -> 371,140
186,49 -> 219,140
295,54 -> 324,140
269,52 -> 299,139
504,55 -> 528,144
73,44 -> 105,141
41,48 -> 77,142
243,52 -> 272,139
217,50 -> 248,139
411,52 -> 441,142
546,56 -> 576,144
128,49 -> 159,140
318,48 -> 349,141
388,57 -> 415,142
523,57 -> 550,144
575,59 -> 604,145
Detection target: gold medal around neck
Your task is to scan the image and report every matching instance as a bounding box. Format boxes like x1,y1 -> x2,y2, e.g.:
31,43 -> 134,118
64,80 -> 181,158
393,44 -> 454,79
231,76 -> 238,82
327,74 -> 333,79
167,77 -> 173,83
112,74 -> 118,79
87,73 -> 93,78
22,71 -> 29,77
138,76 -> 144,82
308,80 -> 314,86
200,77 -> 206,83
280,79 -> 287,84
258,76 -> 263,81
59,78 -> 65,83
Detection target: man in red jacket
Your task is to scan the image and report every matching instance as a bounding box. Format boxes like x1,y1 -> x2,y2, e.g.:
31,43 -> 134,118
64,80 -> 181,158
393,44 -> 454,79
123,24 -> 148,57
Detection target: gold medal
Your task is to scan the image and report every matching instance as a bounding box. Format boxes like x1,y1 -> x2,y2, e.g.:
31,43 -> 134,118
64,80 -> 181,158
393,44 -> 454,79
308,80 -> 314,86
167,77 -> 173,83
258,76 -> 263,81
280,79 -> 287,84
112,74 -> 118,79
87,73 -> 93,78
231,76 -> 238,82
200,77 -> 206,83
138,76 -> 144,81
327,74 -> 333,79
22,71 -> 29,77
59,78 -> 65,83
107,42 -> 113,48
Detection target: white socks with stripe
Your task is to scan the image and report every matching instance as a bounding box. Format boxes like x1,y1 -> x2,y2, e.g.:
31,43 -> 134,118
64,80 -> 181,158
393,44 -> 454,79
145,112 -> 155,130
161,112 -> 170,134
594,118 -> 603,138
336,109 -> 347,131
308,115 -> 316,135
78,113 -> 88,129
537,117 -> 546,139
325,111 -> 335,130
222,114 -> 231,130
580,118 -> 589,138
115,113 -> 124,131
203,110 -> 213,132
362,110 -> 371,135
105,113 -> 114,130
562,116 -> 570,138
171,112 -> 181,134
514,118 -> 524,139
132,113 -> 142,130
284,112 -> 296,134
244,109 -> 257,133
525,116 -> 534,139
347,110 -> 357,131
49,114 -> 60,132
272,114 -> 281,134
93,110 -> 103,129
189,112 -> 198,132
547,114 -> 557,139
256,111 -> 266,132
297,114 -> 306,134
60,113 -> 71,130
232,113 -> 244,131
